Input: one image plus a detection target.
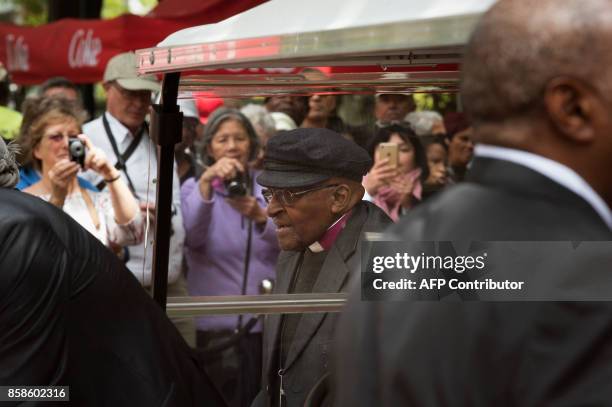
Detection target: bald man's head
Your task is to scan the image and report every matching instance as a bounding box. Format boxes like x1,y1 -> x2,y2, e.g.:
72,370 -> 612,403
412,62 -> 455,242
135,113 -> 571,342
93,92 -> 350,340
461,0 -> 612,206
462,0 -> 612,124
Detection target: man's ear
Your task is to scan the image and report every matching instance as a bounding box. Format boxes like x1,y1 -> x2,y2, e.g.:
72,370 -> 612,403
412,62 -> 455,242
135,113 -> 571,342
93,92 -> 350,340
330,184 -> 352,215
544,77 -> 597,144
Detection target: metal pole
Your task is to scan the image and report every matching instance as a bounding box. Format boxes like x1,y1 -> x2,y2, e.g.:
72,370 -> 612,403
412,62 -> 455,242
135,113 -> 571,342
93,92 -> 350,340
151,72 -> 181,310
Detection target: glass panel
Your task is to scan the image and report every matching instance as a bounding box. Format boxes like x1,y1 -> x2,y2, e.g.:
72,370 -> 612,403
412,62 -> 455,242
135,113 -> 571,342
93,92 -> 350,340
165,307 -> 341,407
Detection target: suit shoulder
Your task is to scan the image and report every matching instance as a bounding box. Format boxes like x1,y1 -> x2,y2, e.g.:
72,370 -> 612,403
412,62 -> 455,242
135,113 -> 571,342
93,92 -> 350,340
361,200 -> 394,231
388,182 -> 602,240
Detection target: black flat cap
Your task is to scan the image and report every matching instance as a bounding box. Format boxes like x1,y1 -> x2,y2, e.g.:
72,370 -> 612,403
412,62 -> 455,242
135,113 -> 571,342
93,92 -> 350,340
256,128 -> 372,188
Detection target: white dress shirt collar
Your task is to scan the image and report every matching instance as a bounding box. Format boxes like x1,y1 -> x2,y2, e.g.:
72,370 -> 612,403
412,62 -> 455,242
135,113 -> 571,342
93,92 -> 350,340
104,111 -> 140,144
474,144 -> 612,230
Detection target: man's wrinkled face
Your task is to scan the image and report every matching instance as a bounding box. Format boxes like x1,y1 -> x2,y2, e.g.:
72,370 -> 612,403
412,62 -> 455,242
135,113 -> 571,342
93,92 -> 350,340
265,181 -> 337,251
375,94 -> 414,123
103,81 -> 151,133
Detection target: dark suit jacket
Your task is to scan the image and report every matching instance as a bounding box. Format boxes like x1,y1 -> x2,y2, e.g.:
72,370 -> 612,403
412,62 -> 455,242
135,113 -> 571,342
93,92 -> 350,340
335,157 -> 612,407
0,189 -> 226,407
253,201 -> 391,407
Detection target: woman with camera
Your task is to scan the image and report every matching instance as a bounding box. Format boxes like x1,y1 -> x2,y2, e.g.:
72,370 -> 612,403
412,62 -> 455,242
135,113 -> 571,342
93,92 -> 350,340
19,97 -> 143,248
181,107 -> 279,407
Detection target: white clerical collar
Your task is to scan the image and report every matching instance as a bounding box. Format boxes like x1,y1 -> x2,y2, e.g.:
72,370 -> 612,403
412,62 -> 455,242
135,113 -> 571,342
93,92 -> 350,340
475,144 -> 612,230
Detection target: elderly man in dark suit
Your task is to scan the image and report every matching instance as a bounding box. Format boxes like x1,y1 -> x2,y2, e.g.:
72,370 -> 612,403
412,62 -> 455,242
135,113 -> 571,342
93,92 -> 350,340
0,187 -> 225,406
252,128 -> 392,407
335,0 -> 612,406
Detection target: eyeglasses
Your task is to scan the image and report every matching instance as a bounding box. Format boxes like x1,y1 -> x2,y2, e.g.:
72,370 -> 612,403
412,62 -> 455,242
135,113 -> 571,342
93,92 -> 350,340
262,184 -> 339,206
44,133 -> 79,143
377,120 -> 412,129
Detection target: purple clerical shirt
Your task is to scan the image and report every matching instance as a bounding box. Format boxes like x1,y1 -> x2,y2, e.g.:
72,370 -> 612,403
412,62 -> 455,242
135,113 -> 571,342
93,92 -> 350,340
181,172 -> 279,332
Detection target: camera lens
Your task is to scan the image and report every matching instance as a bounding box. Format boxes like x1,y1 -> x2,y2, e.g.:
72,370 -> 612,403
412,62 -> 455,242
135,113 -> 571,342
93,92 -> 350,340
69,139 -> 86,167
70,142 -> 84,156
226,180 -> 247,197
224,172 -> 247,197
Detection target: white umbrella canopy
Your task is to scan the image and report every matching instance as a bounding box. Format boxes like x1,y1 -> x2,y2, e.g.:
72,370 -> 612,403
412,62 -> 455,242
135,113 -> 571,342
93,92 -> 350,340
156,0 -> 495,48
136,0 -> 497,98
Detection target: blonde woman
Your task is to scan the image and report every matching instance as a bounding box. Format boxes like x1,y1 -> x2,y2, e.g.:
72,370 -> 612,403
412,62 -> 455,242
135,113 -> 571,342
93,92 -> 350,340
20,97 -> 143,248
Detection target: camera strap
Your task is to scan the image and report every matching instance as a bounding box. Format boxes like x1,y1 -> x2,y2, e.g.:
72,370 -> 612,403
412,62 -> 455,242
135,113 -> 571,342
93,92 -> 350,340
237,172 -> 255,330
97,113 -> 145,198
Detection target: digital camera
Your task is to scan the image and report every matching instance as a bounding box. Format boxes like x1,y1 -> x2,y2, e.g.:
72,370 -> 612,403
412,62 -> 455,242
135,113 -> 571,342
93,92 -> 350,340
224,172 -> 247,197
68,138 -> 86,168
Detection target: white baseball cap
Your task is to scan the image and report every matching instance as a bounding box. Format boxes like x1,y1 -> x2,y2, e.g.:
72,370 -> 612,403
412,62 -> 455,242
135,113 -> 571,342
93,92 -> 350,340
103,52 -> 160,92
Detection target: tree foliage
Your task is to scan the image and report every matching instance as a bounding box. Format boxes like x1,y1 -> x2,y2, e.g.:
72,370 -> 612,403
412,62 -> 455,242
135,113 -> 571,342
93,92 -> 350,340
102,0 -> 157,19
19,0 -> 47,26
4,0 -> 157,25
101,0 -> 128,19
413,93 -> 458,115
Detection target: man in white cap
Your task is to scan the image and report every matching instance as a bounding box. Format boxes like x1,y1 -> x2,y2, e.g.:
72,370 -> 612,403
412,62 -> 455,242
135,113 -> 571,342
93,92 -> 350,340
82,52 -> 192,345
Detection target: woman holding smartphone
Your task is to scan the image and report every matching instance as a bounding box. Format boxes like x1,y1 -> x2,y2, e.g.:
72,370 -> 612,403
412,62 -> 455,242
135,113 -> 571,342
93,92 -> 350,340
362,123 -> 429,221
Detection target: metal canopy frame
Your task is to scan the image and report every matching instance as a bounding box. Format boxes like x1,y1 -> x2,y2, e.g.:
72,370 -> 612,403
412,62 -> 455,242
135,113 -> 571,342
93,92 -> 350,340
166,293 -> 348,318
174,68 -> 462,98
136,13 -> 477,98
136,15 -> 476,74
138,0 -> 489,311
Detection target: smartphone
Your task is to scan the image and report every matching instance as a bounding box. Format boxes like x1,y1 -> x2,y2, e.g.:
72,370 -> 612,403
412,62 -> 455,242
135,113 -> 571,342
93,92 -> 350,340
377,143 -> 398,168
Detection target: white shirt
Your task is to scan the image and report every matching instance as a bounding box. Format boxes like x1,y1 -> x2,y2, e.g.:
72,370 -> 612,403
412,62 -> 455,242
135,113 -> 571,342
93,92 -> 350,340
37,189 -> 143,247
475,144 -> 612,230
82,112 -> 185,286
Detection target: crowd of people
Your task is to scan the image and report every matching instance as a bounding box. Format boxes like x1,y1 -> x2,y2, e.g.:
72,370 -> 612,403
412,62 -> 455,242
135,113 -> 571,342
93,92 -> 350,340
0,51 -> 471,406
2,0 -> 612,405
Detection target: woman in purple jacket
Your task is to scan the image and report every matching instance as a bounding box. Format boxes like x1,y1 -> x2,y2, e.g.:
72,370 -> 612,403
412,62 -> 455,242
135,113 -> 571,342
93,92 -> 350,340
181,107 -> 279,407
